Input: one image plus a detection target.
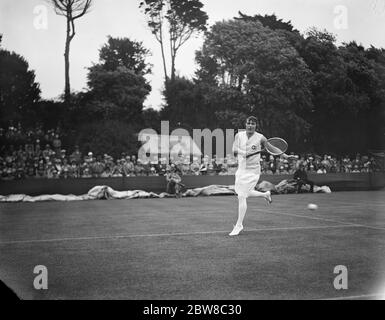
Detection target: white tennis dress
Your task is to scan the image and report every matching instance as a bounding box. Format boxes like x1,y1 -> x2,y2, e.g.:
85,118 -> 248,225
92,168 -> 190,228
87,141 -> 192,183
233,131 -> 265,198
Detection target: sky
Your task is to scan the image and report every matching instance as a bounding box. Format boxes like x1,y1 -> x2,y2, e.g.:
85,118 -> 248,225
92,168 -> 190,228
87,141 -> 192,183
1,0 -> 385,109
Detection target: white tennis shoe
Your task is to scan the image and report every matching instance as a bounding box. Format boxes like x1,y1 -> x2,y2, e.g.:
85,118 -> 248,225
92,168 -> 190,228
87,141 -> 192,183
229,224 -> 243,236
265,191 -> 272,204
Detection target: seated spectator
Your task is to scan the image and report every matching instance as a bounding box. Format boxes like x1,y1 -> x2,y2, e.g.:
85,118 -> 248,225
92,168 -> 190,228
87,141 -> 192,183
59,149 -> 67,160
51,168 -> 60,179
45,161 -> 54,178
85,152 -> 94,163
2,167 -> 13,180
268,155 -> 277,174
25,162 -> 36,178
158,157 -> 168,176
131,155 -> 137,165
352,154 -> 362,171
111,160 -> 124,177
207,162 -> 216,176
143,160 -> 153,176
221,158 -> 229,173
81,166 -> 92,178
35,139 -> 42,157
54,158 -> 62,176
62,158 -> 71,178
134,160 -> 145,176
42,144 -> 53,160
181,157 -> 191,175
316,165 -> 327,174
148,166 -> 159,176
69,160 -> 79,178
70,145 -> 82,165
123,156 -> 135,176
199,156 -> 209,175
36,160 -> 45,178
92,156 -> 105,178
308,164 -> 316,174
190,157 -> 200,175
15,164 -> 25,180
52,134 -> 62,153
261,155 -> 269,173
321,155 -> 331,172
293,163 -> 314,193
166,166 -> 183,197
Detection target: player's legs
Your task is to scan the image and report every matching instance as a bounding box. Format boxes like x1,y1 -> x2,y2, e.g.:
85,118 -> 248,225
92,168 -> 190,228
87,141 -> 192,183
236,195 -> 247,227
248,189 -> 272,203
229,195 -> 247,236
246,173 -> 272,203
230,171 -> 272,236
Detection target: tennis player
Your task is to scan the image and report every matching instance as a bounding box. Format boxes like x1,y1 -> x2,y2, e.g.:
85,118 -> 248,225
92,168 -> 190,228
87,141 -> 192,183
229,116 -> 291,236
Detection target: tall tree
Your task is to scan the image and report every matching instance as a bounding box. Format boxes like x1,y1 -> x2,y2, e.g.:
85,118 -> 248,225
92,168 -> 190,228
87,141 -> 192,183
236,12 -> 298,32
0,48 -> 41,126
298,29 -> 379,154
50,0 -> 92,104
86,65 -> 151,121
365,46 -> 385,150
69,37 -> 152,156
195,19 -> 313,147
85,37 -> 152,122
235,12 -> 304,51
139,0 -> 208,82
98,36 -> 152,74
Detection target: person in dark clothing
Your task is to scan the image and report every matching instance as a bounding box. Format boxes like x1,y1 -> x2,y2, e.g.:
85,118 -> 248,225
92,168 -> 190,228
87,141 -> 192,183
293,163 -> 314,193
165,165 -> 184,197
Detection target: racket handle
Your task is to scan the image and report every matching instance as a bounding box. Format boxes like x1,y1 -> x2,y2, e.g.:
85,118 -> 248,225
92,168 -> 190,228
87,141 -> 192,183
246,150 -> 263,158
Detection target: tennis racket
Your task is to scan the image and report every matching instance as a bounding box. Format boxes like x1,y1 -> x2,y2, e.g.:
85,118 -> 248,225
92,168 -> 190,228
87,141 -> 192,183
246,137 -> 288,158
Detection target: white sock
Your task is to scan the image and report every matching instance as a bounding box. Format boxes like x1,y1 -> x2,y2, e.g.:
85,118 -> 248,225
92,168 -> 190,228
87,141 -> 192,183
236,196 -> 247,227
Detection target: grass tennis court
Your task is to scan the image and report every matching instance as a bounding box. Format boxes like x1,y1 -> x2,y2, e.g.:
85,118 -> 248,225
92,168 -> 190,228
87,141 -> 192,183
0,190 -> 384,300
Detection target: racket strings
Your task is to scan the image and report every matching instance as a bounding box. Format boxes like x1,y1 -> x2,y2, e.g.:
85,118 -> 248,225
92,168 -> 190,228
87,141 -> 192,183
266,138 -> 288,155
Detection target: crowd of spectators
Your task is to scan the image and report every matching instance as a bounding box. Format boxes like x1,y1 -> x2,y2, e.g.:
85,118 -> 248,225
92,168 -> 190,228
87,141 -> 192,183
0,125 -> 383,180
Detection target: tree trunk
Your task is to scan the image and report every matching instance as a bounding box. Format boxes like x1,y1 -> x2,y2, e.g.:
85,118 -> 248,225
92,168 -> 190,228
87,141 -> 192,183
171,53 -> 176,82
64,17 -> 71,104
170,39 -> 176,82
158,22 -> 168,82
64,40 -> 71,103
160,41 -> 168,81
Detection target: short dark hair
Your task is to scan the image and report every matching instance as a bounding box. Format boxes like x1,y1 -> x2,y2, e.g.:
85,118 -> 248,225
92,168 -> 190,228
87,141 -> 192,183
246,116 -> 258,123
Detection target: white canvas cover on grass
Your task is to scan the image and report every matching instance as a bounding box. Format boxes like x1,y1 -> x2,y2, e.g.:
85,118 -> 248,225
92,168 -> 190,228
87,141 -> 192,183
0,181 -> 331,202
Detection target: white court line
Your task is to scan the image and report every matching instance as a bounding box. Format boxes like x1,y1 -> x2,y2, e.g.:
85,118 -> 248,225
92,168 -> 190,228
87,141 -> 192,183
319,293 -> 385,300
263,209 -> 385,231
0,224 -> 359,245
265,203 -> 385,209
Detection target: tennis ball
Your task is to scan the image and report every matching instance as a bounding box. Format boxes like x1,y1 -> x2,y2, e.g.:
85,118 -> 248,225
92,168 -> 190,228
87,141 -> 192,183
307,203 -> 318,210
